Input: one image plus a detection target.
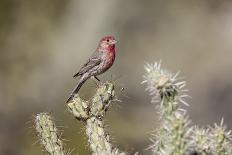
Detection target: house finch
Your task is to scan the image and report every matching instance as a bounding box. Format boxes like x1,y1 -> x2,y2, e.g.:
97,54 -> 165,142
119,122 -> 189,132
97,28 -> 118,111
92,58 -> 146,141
66,36 -> 117,103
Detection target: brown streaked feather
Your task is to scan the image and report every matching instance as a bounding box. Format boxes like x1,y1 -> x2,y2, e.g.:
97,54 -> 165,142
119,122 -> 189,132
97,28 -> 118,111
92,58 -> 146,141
73,53 -> 102,77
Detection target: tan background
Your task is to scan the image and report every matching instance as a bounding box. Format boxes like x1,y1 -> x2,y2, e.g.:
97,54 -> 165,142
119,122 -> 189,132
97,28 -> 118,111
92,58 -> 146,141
1,0 -> 232,154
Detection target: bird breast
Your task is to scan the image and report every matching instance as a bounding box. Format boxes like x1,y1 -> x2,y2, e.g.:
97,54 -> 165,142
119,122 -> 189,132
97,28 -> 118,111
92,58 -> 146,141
101,51 -> 115,73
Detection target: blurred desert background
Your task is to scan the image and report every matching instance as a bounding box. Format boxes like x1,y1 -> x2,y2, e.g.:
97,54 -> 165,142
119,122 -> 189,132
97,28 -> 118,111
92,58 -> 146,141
1,0 -> 232,154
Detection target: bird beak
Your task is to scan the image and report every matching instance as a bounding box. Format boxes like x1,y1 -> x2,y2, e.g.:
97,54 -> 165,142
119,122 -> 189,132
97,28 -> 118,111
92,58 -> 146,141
111,40 -> 117,44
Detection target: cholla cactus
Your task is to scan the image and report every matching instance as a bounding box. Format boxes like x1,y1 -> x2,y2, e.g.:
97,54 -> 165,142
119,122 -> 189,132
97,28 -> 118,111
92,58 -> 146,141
35,82 -> 125,155
86,117 -> 125,155
209,119 -> 232,155
67,81 -> 125,155
143,62 -> 188,116
189,127 -> 211,155
35,113 -> 65,155
143,61 -> 232,155
67,95 -> 89,121
143,62 -> 190,155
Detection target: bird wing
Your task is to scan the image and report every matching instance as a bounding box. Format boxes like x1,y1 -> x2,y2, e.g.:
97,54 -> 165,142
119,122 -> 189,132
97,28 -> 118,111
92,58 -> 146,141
73,52 -> 102,77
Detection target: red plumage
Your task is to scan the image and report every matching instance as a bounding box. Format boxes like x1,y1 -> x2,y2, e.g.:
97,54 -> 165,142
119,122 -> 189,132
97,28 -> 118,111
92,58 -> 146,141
67,36 -> 116,103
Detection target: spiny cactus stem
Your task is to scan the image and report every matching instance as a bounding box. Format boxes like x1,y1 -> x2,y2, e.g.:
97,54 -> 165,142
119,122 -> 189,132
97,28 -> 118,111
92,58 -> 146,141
67,82 -> 125,155
35,113 -> 65,155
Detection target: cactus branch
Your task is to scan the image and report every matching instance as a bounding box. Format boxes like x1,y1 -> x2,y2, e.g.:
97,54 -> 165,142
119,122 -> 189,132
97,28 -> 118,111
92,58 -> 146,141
67,81 -> 125,155
35,113 -> 65,155
210,119 -> 232,155
143,62 -> 190,155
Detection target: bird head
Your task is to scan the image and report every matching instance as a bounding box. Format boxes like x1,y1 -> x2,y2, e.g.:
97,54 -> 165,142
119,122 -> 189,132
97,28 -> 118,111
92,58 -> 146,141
98,36 -> 117,52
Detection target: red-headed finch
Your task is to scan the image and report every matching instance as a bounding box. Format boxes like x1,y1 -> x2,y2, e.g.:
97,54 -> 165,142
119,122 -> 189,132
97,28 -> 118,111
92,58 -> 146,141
66,36 -> 117,103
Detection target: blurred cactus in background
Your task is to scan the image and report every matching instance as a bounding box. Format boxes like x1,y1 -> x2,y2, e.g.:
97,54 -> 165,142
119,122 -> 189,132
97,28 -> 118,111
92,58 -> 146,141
143,62 -> 191,154
35,62 -> 232,155
143,62 -> 232,155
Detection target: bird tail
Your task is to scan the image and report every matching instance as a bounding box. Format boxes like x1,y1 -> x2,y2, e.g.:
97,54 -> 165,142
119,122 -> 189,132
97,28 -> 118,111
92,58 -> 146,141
66,77 -> 87,103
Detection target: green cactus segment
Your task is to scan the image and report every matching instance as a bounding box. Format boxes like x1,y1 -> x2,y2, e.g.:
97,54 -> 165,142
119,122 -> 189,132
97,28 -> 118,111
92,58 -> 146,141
143,62 -> 232,155
86,117 -> 125,155
164,114 -> 190,155
86,117 -> 111,155
90,82 -> 115,117
67,94 -> 89,120
35,113 -> 65,155
210,119 -> 232,155
143,62 -> 190,155
190,127 -> 211,155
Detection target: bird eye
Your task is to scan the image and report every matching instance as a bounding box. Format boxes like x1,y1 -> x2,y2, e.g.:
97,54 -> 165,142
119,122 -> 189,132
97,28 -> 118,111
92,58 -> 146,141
106,39 -> 109,42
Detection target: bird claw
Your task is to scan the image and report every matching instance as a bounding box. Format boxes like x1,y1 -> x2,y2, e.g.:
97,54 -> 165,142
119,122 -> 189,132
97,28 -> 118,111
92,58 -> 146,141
91,76 -> 104,88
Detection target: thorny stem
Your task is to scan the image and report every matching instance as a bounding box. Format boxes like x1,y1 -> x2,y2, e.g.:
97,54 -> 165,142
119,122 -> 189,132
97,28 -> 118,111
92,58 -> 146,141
67,82 -> 125,155
143,62 -> 190,155
35,113 -> 65,155
143,62 -> 232,155
210,119 -> 232,155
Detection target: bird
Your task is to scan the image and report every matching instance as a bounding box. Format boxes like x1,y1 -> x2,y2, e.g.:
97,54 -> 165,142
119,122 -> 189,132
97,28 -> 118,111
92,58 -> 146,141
66,35 -> 117,103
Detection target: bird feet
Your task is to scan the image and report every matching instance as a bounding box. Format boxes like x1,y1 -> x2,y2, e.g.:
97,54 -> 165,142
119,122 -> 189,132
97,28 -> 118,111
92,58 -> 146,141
91,76 -> 103,87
